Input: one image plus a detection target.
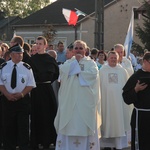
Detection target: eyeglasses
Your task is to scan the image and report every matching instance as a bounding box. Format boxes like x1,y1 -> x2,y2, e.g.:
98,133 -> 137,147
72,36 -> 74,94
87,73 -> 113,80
74,47 -> 83,50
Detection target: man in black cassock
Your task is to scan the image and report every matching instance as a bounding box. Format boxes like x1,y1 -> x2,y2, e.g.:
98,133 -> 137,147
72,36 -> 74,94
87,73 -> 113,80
0,57 -> 5,148
29,36 -> 59,149
122,52 -> 150,150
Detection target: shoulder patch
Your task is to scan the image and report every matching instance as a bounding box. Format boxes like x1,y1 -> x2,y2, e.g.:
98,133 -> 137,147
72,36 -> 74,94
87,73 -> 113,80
0,62 -> 7,69
23,63 -> 31,70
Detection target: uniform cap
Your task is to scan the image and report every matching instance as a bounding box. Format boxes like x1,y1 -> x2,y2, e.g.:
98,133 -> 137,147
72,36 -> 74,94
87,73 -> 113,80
9,44 -> 24,53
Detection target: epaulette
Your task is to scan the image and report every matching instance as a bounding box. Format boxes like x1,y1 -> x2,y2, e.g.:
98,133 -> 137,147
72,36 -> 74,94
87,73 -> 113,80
0,62 -> 7,69
23,63 -> 31,70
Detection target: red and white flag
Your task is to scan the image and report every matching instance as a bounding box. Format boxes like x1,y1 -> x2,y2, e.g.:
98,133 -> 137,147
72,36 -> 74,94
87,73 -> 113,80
62,8 -> 86,26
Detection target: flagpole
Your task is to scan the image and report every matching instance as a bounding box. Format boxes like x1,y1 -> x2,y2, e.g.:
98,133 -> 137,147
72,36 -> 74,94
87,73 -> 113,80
94,0 -> 104,50
74,25 -> 77,40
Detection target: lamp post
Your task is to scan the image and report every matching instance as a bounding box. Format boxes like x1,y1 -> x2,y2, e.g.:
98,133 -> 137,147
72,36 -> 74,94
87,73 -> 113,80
94,0 -> 104,50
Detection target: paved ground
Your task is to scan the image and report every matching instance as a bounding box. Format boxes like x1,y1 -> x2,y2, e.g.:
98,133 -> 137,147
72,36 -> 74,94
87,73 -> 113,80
0,145 -> 131,150
53,147 -> 130,150
122,147 -> 131,150
100,147 -> 131,150
0,147 -> 131,150
49,147 -> 131,150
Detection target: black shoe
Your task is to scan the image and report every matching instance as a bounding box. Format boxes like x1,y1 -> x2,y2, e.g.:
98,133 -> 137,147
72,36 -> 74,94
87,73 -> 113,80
103,147 -> 112,150
0,143 -> 3,149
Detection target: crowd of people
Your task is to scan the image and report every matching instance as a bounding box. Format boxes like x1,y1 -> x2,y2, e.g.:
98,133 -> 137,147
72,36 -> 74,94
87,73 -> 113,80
0,36 -> 149,150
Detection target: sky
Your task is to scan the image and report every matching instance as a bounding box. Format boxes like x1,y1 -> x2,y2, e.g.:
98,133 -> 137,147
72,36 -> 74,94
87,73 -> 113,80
51,0 -> 57,2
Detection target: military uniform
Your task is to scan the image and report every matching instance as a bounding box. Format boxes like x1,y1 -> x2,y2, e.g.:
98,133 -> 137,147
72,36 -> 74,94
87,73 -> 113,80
0,58 -> 36,150
0,58 -> 5,148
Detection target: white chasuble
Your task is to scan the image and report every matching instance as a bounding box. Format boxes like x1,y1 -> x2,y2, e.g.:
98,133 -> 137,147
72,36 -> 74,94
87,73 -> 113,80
54,56 -> 101,150
99,64 -> 131,149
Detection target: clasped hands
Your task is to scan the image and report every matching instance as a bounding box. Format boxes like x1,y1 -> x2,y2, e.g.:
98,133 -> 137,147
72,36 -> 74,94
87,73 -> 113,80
75,54 -> 83,62
134,80 -> 148,93
5,92 -> 24,101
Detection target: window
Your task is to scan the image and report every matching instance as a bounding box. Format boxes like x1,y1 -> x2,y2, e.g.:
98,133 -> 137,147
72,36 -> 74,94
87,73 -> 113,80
24,37 -> 35,44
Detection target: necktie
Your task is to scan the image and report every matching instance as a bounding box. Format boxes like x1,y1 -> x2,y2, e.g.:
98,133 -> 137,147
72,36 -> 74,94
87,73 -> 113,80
11,64 -> 17,89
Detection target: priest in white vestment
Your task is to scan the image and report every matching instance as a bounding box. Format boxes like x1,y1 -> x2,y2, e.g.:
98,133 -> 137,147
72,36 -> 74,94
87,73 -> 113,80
100,51 -> 131,150
114,43 -> 134,142
114,43 -> 134,77
54,40 -> 101,150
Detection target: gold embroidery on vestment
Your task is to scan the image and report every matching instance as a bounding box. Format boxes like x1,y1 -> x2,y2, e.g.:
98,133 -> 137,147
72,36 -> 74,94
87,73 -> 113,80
57,140 -> 62,147
73,139 -> 81,147
89,142 -> 95,149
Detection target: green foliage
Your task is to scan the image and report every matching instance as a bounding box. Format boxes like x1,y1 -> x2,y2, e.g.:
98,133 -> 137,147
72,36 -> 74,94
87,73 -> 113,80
132,41 -> 144,54
134,0 -> 150,52
0,0 -> 51,18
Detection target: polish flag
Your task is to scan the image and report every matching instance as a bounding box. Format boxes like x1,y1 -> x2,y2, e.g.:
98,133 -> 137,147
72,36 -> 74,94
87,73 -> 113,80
62,8 -> 78,26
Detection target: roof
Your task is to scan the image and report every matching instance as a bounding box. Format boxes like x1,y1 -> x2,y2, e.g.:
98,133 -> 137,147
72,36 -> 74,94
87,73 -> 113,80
0,16 -> 21,28
14,0 -> 113,26
136,0 -> 150,13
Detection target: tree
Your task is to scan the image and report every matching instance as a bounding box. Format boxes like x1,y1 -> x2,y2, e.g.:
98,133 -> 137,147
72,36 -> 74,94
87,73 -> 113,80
42,24 -> 56,44
0,0 -> 52,18
132,41 -> 143,54
134,0 -> 150,53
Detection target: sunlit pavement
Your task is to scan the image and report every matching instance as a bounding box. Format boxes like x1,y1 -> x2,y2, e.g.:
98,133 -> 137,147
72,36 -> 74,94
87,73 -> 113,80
0,147 -> 130,150
123,147 -> 131,150
100,147 -> 131,150
0,145 -> 131,150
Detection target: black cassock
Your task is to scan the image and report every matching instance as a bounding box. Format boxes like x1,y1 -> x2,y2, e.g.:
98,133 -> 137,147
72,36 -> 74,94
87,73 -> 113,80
122,69 -> 150,150
29,53 -> 59,148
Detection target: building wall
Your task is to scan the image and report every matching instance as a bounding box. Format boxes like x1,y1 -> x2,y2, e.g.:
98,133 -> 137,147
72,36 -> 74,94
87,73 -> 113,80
15,26 -> 42,44
14,0 -> 145,51
104,0 -> 144,51
77,16 -> 95,49
77,0 -> 144,51
15,25 -> 77,49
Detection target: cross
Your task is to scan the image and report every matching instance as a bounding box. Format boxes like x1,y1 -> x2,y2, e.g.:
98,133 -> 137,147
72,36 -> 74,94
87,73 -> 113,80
73,139 -> 81,147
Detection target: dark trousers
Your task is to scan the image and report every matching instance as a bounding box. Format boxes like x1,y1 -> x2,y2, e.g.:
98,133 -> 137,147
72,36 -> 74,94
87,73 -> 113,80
0,96 -> 3,147
2,95 -> 30,150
